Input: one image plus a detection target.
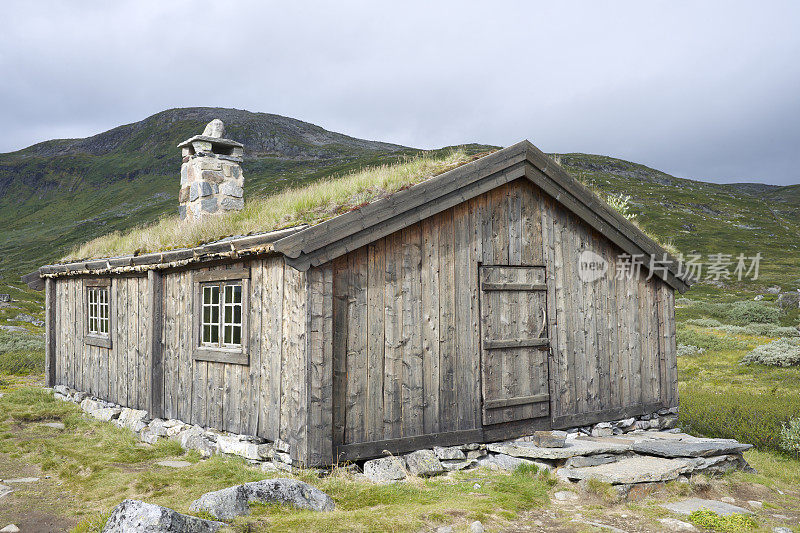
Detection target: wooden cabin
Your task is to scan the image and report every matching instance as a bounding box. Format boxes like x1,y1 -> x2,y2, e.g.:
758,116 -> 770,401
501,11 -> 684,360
26,140 -> 689,466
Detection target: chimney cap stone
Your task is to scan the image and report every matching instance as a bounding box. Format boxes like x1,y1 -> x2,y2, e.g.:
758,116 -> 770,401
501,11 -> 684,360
177,135 -> 243,149
203,119 -> 225,138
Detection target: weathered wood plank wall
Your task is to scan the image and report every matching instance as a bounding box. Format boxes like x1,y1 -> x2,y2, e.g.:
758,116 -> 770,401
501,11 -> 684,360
325,178 -> 677,453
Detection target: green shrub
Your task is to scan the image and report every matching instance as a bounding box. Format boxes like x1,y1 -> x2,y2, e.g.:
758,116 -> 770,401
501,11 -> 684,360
0,331 -> 45,375
677,344 -> 705,357
687,508 -> 757,532
686,318 -> 723,327
741,338 -> 800,367
676,328 -> 748,352
679,387 -> 800,454
718,323 -> 799,338
780,418 -> 800,455
726,301 -> 781,325
677,300 -> 781,326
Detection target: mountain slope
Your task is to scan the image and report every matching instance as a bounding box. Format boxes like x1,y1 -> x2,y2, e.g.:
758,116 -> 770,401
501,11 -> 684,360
1,108 -> 798,298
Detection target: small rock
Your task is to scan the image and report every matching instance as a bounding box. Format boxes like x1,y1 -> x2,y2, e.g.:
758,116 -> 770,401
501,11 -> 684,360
476,453 -> 535,471
179,426 -> 218,457
102,499 -> 224,532
273,438 -> 291,453
53,384 -> 70,396
661,498 -> 752,516
461,443 -> 482,451
564,454 -> 618,469
533,430 -> 567,448
433,446 -> 466,461
116,408 -> 149,432
4,477 -> 39,483
747,500 -> 763,509
404,449 -> 444,477
41,421 -> 66,429
773,527 -> 792,533
80,398 -> 103,414
591,422 -> 614,437
470,521 -> 484,533
436,527 -> 453,533
658,517 -> 697,531
216,434 -> 261,460
553,490 -> 579,502
720,496 -> 735,504
202,119 -> 225,138
189,478 -> 334,519
155,460 -> 192,468
466,449 -> 487,460
260,462 -> 279,473
0,525 -> 21,533
441,459 -> 477,472
363,456 -> 406,482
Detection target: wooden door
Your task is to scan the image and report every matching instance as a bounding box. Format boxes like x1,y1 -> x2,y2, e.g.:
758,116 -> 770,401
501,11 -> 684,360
479,265 -> 550,425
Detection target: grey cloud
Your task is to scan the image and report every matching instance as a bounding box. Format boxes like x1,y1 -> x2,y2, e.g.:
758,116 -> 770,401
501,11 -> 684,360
0,0 -> 798,185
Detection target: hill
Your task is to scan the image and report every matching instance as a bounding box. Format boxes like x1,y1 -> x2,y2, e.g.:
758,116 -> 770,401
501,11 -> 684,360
1,107 -> 798,299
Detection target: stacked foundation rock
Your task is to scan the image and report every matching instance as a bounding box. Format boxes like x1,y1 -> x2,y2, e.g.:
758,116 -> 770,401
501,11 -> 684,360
53,383 -> 754,497
52,384 -> 293,472
177,119 -> 245,221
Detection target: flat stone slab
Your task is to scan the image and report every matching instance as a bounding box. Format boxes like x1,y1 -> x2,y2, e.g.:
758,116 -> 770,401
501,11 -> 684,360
0,484 -> 12,501
561,456 -> 692,484
3,477 -> 39,483
155,460 -> 192,468
662,498 -> 752,516
41,421 -> 66,429
488,437 -> 631,460
633,438 -> 752,458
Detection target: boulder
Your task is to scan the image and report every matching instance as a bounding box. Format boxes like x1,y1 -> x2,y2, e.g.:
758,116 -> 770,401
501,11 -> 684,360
0,525 -> 20,533
487,436 -> 631,460
404,449 -> 444,477
777,292 -> 800,310
533,430 -> 567,448
661,497 -> 752,516
363,456 -> 406,482
189,478 -> 334,520
101,499 -> 225,532
53,385 -> 70,396
632,438 -> 752,458
433,446 -> 466,461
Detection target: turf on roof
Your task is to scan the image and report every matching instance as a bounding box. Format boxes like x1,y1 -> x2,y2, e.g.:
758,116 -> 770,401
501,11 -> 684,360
64,149 -> 490,262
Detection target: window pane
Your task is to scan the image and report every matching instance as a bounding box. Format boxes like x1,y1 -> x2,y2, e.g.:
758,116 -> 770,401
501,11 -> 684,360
212,306 -> 219,323
224,305 -> 232,323
210,325 -> 219,343
234,306 -> 241,323
233,285 -> 242,303
232,326 -> 241,345
225,285 -> 233,304
224,325 -> 232,344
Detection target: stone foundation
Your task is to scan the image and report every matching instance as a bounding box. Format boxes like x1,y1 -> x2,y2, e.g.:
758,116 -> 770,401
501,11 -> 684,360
52,384 -> 752,490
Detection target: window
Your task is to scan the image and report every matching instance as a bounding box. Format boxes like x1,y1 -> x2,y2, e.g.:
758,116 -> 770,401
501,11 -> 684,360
201,282 -> 242,347
88,286 -> 110,335
193,267 -> 249,365
84,278 -> 112,348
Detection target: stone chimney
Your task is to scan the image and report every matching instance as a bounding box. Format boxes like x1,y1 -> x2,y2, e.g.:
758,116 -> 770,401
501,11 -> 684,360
177,119 -> 245,220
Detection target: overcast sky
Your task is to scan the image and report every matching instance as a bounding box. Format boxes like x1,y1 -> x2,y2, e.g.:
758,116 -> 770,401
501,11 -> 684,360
1,1 -> 798,185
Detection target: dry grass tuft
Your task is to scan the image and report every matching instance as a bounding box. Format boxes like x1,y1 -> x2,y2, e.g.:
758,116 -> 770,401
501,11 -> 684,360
65,150 -> 484,262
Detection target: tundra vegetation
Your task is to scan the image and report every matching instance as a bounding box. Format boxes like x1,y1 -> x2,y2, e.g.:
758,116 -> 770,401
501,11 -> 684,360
2,130 -> 800,530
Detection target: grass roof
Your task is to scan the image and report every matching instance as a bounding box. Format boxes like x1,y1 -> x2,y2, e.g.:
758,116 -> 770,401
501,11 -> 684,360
64,149 -> 488,262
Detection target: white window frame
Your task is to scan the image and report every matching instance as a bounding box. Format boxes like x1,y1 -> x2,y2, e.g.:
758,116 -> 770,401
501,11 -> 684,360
84,278 -> 112,349
193,267 -> 249,365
